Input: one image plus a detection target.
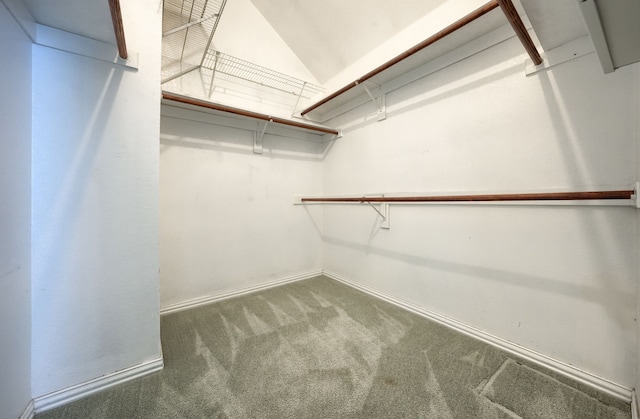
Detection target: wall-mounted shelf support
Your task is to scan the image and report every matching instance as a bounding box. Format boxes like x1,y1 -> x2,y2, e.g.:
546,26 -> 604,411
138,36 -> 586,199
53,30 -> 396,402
291,82 -> 308,117
633,182 -> 640,209
207,51 -> 221,97
358,82 -> 386,121
365,201 -> 390,229
254,120 -> 270,154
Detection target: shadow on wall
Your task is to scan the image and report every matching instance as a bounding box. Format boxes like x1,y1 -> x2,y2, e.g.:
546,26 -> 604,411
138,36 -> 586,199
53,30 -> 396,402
536,62 -> 635,343
321,230 -> 635,328
31,61 -> 128,384
160,114 -> 335,162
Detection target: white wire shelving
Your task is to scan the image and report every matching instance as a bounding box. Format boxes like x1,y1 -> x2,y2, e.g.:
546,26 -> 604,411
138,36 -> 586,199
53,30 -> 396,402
162,0 -> 227,83
201,50 -> 323,105
161,0 -> 325,119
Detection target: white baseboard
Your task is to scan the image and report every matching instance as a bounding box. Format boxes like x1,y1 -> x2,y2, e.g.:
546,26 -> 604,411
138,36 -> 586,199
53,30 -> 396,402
160,270 -> 323,315
19,399 -> 34,419
324,270 -> 633,403
33,357 -> 164,414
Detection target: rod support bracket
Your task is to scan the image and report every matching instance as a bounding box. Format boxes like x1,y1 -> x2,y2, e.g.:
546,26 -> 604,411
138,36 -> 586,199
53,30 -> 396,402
363,198 -> 390,229
633,182 -> 640,208
357,81 -> 386,121
254,119 -> 270,154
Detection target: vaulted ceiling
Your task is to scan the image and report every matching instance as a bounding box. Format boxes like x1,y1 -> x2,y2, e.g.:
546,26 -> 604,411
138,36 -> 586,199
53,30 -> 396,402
247,0 -> 450,84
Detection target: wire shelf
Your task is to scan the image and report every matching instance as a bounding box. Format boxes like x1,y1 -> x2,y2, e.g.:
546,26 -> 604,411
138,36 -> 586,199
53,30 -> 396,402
162,0 -> 227,82
202,50 -> 324,100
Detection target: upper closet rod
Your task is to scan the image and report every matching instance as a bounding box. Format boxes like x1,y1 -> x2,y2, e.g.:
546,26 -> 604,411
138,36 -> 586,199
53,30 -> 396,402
108,0 -> 128,59
301,0 -> 543,116
498,0 -> 542,65
162,92 -> 340,135
301,190 -> 635,203
300,1 -> 499,116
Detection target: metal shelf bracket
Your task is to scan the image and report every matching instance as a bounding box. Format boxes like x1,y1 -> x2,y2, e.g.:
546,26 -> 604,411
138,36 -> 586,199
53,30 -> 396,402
364,199 -> 390,229
254,120 -> 270,154
357,82 -> 386,121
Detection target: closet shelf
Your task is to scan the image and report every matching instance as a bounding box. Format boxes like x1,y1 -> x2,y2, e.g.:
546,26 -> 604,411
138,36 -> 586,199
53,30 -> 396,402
162,91 -> 340,136
162,0 -> 227,83
300,0 -> 541,119
202,50 -> 323,99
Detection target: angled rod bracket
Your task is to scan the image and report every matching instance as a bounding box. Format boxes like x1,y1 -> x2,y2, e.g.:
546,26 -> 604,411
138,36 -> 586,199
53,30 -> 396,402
356,81 -> 386,121
254,119 -> 271,154
362,198 -> 390,229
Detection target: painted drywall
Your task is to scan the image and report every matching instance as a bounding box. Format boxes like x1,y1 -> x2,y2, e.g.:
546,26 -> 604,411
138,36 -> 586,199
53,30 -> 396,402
321,37 -> 637,388
31,0 -> 162,398
159,112 -> 325,307
0,1 -> 32,416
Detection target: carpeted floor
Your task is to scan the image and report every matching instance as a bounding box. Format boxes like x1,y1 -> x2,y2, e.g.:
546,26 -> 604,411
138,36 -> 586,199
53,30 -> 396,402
37,275 -> 631,418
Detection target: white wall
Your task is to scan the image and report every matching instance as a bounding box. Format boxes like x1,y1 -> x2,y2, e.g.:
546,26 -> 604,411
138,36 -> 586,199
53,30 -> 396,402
159,112 -> 325,307
31,0 -> 163,398
0,2 -> 32,417
322,37 -> 638,389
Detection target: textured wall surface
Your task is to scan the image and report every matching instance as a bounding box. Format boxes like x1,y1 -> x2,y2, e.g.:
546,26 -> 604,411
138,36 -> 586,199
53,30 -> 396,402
31,0 -> 163,398
160,114 -> 325,307
0,1 -> 32,417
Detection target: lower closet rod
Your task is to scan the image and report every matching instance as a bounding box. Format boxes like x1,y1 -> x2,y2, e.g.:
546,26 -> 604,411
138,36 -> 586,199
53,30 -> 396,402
301,190 -> 634,203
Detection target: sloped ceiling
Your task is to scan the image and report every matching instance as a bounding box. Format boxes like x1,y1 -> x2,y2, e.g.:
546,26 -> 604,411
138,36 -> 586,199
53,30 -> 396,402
248,0 -> 449,84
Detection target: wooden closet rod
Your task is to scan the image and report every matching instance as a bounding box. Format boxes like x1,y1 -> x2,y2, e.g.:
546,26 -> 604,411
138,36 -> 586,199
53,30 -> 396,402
108,0 -> 128,59
162,92 -> 340,135
301,0 -> 544,116
300,0 -> 499,116
498,0 -> 542,65
301,190 -> 635,203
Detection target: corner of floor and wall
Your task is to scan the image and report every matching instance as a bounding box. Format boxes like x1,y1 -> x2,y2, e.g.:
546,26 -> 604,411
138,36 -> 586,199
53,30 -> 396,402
3,0 -> 640,418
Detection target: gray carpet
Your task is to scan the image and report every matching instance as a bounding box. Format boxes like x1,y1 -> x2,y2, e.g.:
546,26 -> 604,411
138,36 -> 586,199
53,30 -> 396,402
37,275 -> 630,418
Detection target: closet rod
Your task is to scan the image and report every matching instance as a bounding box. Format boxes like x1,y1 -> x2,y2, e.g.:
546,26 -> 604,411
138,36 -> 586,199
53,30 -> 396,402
300,0 -> 499,116
301,190 -> 635,203
162,92 -> 340,135
498,0 -> 542,65
108,0 -> 128,59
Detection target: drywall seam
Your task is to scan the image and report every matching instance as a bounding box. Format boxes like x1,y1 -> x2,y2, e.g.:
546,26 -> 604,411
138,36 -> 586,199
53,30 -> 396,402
160,270 -> 323,315
32,358 -> 164,414
324,270 -> 633,402
19,399 -> 34,419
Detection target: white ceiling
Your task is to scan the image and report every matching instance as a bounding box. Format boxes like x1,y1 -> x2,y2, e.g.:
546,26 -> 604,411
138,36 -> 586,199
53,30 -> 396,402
248,0 -> 450,84
21,0 -> 116,44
